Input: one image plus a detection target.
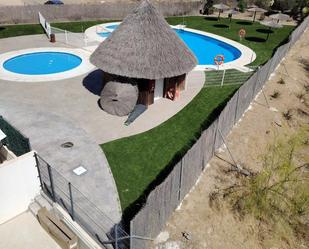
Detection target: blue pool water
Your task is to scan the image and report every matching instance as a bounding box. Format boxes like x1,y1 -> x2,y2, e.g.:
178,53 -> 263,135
105,24 -> 120,30
174,29 -> 241,65
3,52 -> 82,75
98,24 -> 241,65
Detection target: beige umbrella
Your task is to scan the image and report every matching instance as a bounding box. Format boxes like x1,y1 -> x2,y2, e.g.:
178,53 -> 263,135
248,4 -> 258,8
247,7 -> 267,22
213,3 -> 230,19
269,12 -> 290,23
260,20 -> 283,40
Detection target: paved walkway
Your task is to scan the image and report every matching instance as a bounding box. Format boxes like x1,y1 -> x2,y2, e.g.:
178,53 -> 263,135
0,35 -> 205,143
0,211 -> 61,249
0,99 -> 122,226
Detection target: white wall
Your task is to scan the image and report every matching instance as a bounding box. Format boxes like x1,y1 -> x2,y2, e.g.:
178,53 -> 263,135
0,151 -> 40,224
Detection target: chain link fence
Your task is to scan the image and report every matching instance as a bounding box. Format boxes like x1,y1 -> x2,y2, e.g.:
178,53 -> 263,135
130,15 -> 309,249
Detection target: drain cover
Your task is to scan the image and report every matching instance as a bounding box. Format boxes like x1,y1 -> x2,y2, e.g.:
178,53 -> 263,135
61,142 -> 74,148
73,166 -> 87,176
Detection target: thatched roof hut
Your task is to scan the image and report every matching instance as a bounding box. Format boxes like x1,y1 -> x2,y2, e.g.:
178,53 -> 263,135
90,0 -> 197,80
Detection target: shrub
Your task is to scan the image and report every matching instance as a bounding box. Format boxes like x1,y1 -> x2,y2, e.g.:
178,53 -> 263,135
210,128 -> 309,243
238,0 -> 247,12
270,90 -> 280,98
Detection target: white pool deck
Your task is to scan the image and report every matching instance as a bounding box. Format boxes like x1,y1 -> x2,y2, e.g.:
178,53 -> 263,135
0,23 -> 256,83
0,47 -> 95,82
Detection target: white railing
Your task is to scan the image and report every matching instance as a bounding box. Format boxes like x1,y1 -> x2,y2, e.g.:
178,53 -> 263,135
38,12 -> 100,51
38,12 -> 51,38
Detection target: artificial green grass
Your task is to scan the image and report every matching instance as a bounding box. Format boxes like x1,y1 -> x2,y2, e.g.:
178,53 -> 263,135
102,85 -> 239,212
205,69 -> 256,86
0,20 -> 118,39
166,16 -> 294,65
0,24 -> 44,39
100,17 -> 294,212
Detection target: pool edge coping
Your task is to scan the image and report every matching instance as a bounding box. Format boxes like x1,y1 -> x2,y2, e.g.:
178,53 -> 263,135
0,47 -> 95,82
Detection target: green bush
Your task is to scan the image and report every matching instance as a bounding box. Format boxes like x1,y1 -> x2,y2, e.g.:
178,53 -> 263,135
0,116 -> 31,156
238,0 -> 247,13
211,127 -> 309,243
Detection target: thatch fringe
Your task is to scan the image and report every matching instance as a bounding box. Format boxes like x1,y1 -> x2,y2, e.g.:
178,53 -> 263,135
90,0 -> 197,80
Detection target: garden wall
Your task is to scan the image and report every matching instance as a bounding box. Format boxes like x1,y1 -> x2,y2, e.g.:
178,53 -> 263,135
130,16 -> 309,249
0,151 -> 39,224
0,1 -> 200,24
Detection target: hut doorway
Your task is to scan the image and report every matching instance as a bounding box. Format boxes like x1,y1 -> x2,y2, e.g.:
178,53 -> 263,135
154,79 -> 164,101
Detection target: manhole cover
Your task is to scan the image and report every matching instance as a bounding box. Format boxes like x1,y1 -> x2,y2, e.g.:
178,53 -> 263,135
61,142 -> 74,148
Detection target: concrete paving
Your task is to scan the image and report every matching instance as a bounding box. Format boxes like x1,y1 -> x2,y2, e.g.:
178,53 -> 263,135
0,99 -> 122,225
0,35 -> 205,143
0,211 -> 61,249
0,34 -> 204,230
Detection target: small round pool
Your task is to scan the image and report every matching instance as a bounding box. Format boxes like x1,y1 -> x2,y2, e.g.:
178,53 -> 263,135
3,52 -> 82,75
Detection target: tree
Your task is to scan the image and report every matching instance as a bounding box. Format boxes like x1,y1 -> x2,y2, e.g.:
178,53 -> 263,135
272,0 -> 295,11
238,0 -> 247,12
200,0 -> 214,15
291,0 -> 309,20
254,0 -> 275,8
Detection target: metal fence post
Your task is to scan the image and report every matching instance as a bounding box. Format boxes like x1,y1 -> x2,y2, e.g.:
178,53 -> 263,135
68,182 -> 75,221
178,160 -> 183,201
65,30 -> 68,44
115,224 -> 118,249
251,69 -> 259,101
34,152 -> 43,188
221,69 -> 226,87
233,90 -> 240,125
130,220 -> 133,249
47,164 -> 56,202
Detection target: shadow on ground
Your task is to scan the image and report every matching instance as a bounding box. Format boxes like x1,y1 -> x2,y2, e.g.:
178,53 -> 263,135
256,28 -> 274,34
204,16 -> 218,21
83,69 -> 104,96
245,36 -> 266,42
213,24 -> 229,28
236,21 -> 252,25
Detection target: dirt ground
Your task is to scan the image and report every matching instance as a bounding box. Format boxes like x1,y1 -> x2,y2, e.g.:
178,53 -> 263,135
151,29 -> 309,249
0,0 -> 199,6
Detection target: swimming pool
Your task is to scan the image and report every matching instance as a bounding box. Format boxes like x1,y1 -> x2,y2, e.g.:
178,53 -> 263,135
175,29 -> 241,65
86,22 -> 256,69
105,24 -> 120,30
97,24 -> 242,65
0,48 -> 95,82
3,52 -> 82,75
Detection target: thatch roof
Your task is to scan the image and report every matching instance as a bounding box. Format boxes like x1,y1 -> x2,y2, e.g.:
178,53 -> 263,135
100,81 -> 138,116
90,0 -> 197,80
